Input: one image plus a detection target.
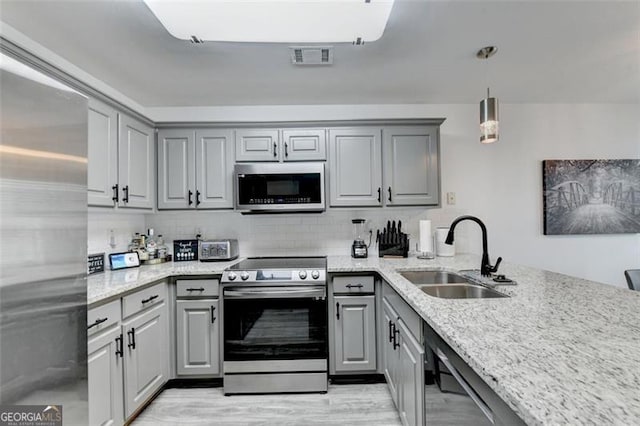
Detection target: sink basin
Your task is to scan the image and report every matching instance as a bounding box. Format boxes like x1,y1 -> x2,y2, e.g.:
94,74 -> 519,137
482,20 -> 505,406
400,270 -> 469,284
419,284 -> 508,299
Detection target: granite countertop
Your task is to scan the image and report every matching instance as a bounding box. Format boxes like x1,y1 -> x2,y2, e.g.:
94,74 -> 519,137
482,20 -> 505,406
327,254 -> 640,426
87,259 -> 242,305
87,254 -> 640,425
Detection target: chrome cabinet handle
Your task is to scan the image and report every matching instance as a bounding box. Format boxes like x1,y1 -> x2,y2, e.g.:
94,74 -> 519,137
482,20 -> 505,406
87,317 -> 108,330
127,328 -> 136,350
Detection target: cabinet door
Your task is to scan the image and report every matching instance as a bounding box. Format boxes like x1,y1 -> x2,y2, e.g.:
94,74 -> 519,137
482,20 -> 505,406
122,302 -> 169,418
176,300 -> 220,376
235,128 -> 280,162
157,129 -> 195,210
382,298 -> 400,407
397,320 -> 425,426
329,127 -> 382,207
88,326 -> 124,426
383,126 -> 439,206
282,129 -> 326,161
118,115 -> 154,209
195,129 -> 234,209
333,295 -> 377,372
87,99 -> 118,207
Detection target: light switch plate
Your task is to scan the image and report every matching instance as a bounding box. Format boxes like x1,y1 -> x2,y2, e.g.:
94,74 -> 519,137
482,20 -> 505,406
446,192 -> 456,205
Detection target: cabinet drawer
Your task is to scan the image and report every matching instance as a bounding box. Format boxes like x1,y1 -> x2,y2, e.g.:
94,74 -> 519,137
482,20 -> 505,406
176,279 -> 219,298
122,281 -> 167,319
87,299 -> 121,336
333,276 -> 375,294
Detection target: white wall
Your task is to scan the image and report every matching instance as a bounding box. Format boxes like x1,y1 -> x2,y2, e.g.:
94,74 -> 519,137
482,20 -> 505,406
145,103 -> 639,288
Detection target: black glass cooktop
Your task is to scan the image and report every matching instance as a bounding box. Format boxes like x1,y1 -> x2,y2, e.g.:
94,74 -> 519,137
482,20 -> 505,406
228,256 -> 326,270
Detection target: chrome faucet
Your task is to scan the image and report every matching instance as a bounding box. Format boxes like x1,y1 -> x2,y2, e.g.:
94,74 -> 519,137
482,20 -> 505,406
444,215 -> 502,277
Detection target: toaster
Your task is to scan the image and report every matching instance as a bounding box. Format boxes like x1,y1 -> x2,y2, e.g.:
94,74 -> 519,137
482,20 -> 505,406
199,239 -> 239,261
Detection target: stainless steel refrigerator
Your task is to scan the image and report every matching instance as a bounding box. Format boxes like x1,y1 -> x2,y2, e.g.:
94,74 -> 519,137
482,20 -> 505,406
0,52 -> 88,425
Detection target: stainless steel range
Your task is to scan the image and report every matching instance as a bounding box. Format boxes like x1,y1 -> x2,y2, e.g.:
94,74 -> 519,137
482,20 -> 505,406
221,257 -> 328,394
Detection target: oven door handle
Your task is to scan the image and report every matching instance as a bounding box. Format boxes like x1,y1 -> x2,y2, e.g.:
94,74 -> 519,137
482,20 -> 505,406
224,287 -> 326,299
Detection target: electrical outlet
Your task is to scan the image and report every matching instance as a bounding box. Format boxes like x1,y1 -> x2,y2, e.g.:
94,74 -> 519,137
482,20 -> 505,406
446,192 -> 456,205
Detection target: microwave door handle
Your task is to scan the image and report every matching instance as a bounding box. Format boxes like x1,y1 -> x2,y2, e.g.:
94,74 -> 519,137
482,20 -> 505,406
224,288 -> 325,299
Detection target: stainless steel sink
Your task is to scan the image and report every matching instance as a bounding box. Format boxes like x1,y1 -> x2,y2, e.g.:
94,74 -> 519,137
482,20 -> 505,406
419,284 -> 508,299
399,270 -> 469,284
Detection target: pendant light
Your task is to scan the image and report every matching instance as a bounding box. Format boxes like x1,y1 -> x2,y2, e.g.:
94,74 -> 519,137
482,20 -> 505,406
477,46 -> 499,144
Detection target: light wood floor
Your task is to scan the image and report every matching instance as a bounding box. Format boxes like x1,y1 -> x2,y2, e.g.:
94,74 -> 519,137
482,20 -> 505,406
132,384 -> 401,426
132,383 -> 490,426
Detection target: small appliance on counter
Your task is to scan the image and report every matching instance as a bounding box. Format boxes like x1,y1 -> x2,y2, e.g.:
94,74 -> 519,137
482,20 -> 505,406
377,220 -> 409,258
173,239 -> 199,261
199,239 -> 239,261
351,219 -> 372,258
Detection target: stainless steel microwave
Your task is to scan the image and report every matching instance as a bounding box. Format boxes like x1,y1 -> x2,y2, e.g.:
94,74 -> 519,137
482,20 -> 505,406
234,163 -> 325,213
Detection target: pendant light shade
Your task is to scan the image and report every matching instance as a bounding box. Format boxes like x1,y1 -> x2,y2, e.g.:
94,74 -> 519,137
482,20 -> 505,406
477,46 -> 499,144
480,88 -> 499,144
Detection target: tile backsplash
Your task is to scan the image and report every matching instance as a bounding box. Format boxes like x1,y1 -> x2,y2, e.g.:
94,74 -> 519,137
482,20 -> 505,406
144,207 -> 473,257
88,209 -> 146,255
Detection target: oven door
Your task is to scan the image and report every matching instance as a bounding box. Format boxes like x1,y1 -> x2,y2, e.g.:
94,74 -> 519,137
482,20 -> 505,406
223,285 -> 328,366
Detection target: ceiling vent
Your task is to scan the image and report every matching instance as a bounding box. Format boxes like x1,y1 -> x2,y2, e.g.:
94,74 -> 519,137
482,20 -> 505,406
290,46 -> 333,66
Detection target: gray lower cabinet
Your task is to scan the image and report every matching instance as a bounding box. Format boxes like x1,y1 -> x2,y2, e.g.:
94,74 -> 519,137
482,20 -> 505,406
382,287 -> 425,426
122,301 -> 169,418
157,128 -> 234,209
328,127 -> 383,207
382,126 -> 439,206
176,299 -> 220,376
333,295 -> 377,372
88,326 -> 124,426
397,319 -> 425,426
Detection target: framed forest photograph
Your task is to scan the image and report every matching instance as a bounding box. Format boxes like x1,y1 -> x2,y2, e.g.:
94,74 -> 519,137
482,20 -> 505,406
542,159 -> 640,235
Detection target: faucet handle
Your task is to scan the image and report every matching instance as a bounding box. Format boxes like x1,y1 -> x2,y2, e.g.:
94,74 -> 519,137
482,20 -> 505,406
489,257 -> 503,274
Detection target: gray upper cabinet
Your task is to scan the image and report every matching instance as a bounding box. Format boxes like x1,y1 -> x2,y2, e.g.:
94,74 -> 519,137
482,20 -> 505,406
157,128 -> 233,210
195,129 -> 234,209
157,129 -> 195,209
88,99 -> 119,207
176,299 -> 220,376
383,126 -> 439,206
282,128 -> 326,161
235,128 -> 280,162
329,127 -> 383,207
333,295 -> 377,372
118,114 -> 154,209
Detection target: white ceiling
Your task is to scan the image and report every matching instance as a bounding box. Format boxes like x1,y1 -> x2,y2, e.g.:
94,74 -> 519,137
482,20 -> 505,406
1,1 -> 638,107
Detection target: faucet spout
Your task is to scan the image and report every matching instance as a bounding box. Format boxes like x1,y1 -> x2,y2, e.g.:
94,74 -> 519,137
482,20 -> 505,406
445,215 -> 502,277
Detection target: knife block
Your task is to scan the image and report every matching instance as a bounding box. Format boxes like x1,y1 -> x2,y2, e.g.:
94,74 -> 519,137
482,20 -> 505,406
378,233 -> 410,258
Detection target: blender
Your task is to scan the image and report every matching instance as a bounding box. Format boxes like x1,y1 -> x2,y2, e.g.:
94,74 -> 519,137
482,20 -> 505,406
351,219 -> 371,258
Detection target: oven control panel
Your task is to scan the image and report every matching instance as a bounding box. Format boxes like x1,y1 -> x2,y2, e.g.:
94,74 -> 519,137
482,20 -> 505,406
222,269 -> 326,284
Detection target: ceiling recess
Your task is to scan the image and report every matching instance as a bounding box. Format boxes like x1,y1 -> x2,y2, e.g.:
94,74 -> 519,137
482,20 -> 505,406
290,47 -> 334,66
142,0 -> 395,43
